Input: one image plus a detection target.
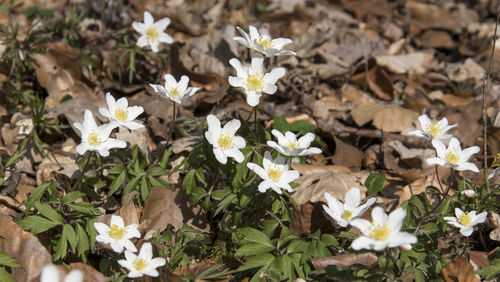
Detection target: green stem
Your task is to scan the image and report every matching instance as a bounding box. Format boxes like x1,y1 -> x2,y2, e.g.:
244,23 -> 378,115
74,151 -> 92,190
165,101 -> 177,145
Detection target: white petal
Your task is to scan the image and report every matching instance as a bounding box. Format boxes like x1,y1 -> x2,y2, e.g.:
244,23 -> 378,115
247,163 -> 268,179
282,170 -> 300,183
245,91 -> 261,107
164,74 -> 178,88
349,218 -> 372,234
460,146 -> 480,162
76,143 -> 89,155
233,37 -> 251,48
156,17 -> 171,30
41,265 -> 60,282
226,148 -> 244,163
264,67 -> 286,85
258,180 -> 271,193
456,162 -> 479,172
222,119 -> 241,135
132,22 -> 146,33
447,138 -> 461,153
213,148 -> 228,164
233,136 -> 246,148
229,58 -> 248,78
431,139 -> 447,159
387,207 -> 406,231
272,38 -> 293,49
110,215 -> 125,228
159,33 -> 174,44
207,115 -> 222,132
250,54 -> 264,75
351,236 -> 374,250
143,11 -> 154,25
297,132 -> 315,148
228,76 -> 245,88
426,157 -> 446,167
387,232 -> 417,248
262,151 -> 273,170
137,36 -> 148,47
64,270 -> 83,282
344,187 -> 361,210
94,222 -> 110,235
460,226 -> 474,236
149,257 -> 166,269
417,114 -> 431,130
178,75 -> 190,92
83,110 -> 97,130
371,207 -> 387,226
248,25 -> 259,41
139,243 -> 153,260
110,241 -> 125,253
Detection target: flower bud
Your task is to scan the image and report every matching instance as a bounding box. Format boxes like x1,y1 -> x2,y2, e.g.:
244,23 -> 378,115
461,189 -> 476,198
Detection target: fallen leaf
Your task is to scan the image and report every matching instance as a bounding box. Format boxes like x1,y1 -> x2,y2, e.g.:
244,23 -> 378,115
291,164 -> 351,175
372,106 -> 419,133
311,252 -> 378,269
352,65 -> 394,101
120,191 -> 140,226
350,103 -> 388,127
406,1 -> 457,35
289,202 -> 335,236
375,53 -> 429,74
441,256 -> 479,282
414,30 -> 454,49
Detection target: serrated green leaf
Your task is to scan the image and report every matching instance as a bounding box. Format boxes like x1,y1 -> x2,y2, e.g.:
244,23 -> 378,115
25,182 -> 53,212
140,177 -> 150,202
67,203 -> 99,214
63,224 -> 77,253
61,191 -> 85,204
75,223 -> 89,263
476,265 -> 500,280
237,253 -> 275,271
0,252 -> 20,268
34,202 -> 63,224
5,149 -> 26,167
235,243 -> 275,256
211,189 -> 231,201
17,215 -> 59,234
54,233 -> 68,260
0,267 -> 15,282
108,167 -> 126,196
124,174 -> 142,195
147,175 -> 170,188
238,228 -> 273,247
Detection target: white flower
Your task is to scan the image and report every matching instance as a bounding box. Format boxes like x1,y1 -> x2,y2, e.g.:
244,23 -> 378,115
149,74 -> 200,104
267,130 -> 322,157
132,11 -> 173,52
426,138 -> 480,172
73,110 -> 127,157
234,25 -> 296,57
99,93 -> 145,130
350,207 -> 417,251
461,189 -> 476,198
41,265 -> 83,282
322,187 -> 376,228
408,114 -> 457,140
444,208 -> 487,237
118,242 -> 166,278
15,118 -> 33,135
94,215 -> 141,253
205,115 -> 246,164
228,55 -> 285,107
247,151 -> 300,194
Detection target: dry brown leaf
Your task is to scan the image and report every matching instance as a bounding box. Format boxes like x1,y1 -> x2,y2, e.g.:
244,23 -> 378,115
31,43 -> 81,89
311,252 -> 378,269
292,171 -> 370,206
372,106 -> 419,133
364,65 -> 394,101
351,103 -> 388,127
120,191 -> 140,226
289,202 -> 335,236
489,212 -> 500,242
406,1 -> 457,35
115,127 -> 153,156
291,164 -> 351,175
36,154 -> 78,185
375,53 -> 428,74
441,257 -> 479,282
332,136 -> 363,169
414,30 -> 454,49
0,215 -> 52,282
140,187 -> 209,240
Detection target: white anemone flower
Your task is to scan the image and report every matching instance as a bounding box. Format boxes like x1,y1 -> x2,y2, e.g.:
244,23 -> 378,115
444,208 -> 487,236
16,118 -> 33,135
149,74 -> 200,104
234,25 -> 296,57
73,110 -> 127,157
94,215 -> 141,253
350,207 -> 417,251
205,115 -> 246,164
323,187 -> 377,228
247,151 -> 300,194
228,55 -> 285,107
267,130 -> 322,157
426,138 -> 480,172
118,242 -> 166,278
408,114 -> 457,140
132,11 -> 173,52
99,93 -> 145,130
41,265 -> 83,282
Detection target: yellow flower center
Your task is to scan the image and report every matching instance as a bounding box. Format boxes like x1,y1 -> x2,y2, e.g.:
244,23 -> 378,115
245,73 -> 264,91
146,27 -> 159,42
133,258 -> 148,271
425,121 -> 442,137
369,224 -> 391,241
492,153 -> 500,168
257,36 -> 273,49
286,141 -> 298,150
87,131 -> 102,147
342,210 -> 352,220
115,108 -> 128,121
445,150 -> 460,164
267,166 -> 283,182
108,224 -> 125,239
170,88 -> 180,98
458,212 -> 472,226
217,134 -> 233,149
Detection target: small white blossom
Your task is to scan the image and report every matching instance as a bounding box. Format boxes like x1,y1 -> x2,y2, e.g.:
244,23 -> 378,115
323,187 -> 376,228
427,138 -> 480,172
73,110 -> 127,157
461,190 -> 476,198
118,242 -> 166,278
350,207 -> 417,251
267,130 -> 321,157
408,114 -> 457,140
444,208 -> 487,236
41,265 -> 83,282
94,215 -> 141,253
15,118 -> 33,135
234,25 -> 295,57
205,115 -> 246,164
149,74 -> 200,104
99,93 -> 145,130
132,11 -> 173,52
247,151 -> 300,194
228,55 -> 285,107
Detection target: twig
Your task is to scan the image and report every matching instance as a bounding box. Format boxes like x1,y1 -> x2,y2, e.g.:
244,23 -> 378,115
481,8 -> 500,193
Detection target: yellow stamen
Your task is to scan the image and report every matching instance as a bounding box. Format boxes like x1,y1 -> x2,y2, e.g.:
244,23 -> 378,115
458,212 -> 472,226
425,121 -> 442,137
115,108 -> 128,121
108,224 -> 125,239
267,166 -> 283,182
87,131 -> 102,147
369,224 -> 391,241
342,210 -> 352,220
445,149 -> 460,164
245,73 -> 264,91
145,27 -> 159,42
133,258 -> 148,271
257,36 -> 273,49
286,141 -> 298,150
217,134 -> 233,149
492,153 -> 500,168
170,88 -> 180,98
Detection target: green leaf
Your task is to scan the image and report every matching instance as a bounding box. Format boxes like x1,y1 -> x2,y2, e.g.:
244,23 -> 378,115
75,223 -> 89,263
420,222 -> 439,235
289,120 -> 316,133
238,228 -> 273,247
235,243 -> 275,256
124,175 -> 142,195
237,253 -> 275,271
476,265 -> 500,280
211,189 -> 231,201
147,167 -> 168,176
147,175 -> 170,188
365,173 -> 385,196
0,267 -> 15,282
54,233 -> 68,260
34,202 -> 63,224
108,167 -> 126,196
273,117 -> 290,132
63,224 -> 78,253
17,216 -> 59,234
5,149 -> 26,167
61,192 -> 85,204
321,234 -> 340,248
67,202 -> 99,214
0,252 -> 20,268
86,219 -> 97,249
25,182 -> 53,212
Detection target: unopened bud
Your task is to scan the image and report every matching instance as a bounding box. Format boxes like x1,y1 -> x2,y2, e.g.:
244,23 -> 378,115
399,243 -> 412,251
461,189 -> 476,198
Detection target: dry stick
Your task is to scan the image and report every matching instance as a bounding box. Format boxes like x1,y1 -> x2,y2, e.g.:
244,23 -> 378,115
482,8 -> 500,193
